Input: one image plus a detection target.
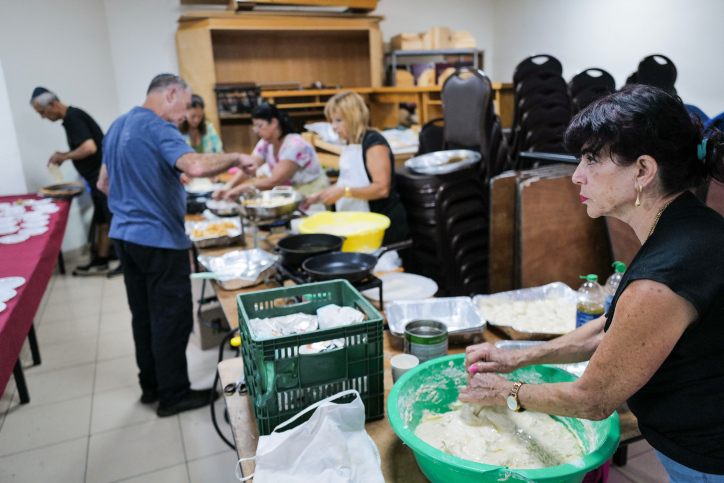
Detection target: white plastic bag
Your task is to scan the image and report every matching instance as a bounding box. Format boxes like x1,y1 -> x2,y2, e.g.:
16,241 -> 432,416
236,389 -> 384,483
316,304 -> 365,330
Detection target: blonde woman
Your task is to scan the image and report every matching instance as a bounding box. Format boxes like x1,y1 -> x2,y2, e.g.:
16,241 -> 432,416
307,91 -> 409,244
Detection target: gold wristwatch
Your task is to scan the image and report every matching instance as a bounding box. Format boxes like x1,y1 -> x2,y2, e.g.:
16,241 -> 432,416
506,381 -> 526,412
344,186 -> 352,198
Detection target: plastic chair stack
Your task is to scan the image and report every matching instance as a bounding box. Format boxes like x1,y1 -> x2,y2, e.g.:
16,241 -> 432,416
568,68 -> 616,113
509,54 -> 571,169
396,166 -> 489,296
625,54 -> 677,95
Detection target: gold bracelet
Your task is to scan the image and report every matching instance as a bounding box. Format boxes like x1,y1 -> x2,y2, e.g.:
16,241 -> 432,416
344,186 -> 352,198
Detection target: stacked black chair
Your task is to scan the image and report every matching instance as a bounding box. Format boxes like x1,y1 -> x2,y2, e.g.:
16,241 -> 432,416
509,54 -> 571,168
625,54 -> 677,95
397,166 -> 488,296
569,68 -> 616,113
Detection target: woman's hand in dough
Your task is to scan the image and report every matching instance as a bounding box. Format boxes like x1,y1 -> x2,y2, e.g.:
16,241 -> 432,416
459,372 -> 511,407
318,184 -> 345,205
465,343 -> 520,375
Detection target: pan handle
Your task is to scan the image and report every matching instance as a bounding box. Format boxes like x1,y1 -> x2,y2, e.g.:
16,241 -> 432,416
372,239 -> 413,258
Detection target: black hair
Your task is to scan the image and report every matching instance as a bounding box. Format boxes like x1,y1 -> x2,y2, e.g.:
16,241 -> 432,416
251,102 -> 296,138
565,84 -> 724,195
179,94 -> 207,136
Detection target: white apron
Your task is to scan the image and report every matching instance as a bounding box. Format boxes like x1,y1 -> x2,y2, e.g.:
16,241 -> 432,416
335,144 -> 370,213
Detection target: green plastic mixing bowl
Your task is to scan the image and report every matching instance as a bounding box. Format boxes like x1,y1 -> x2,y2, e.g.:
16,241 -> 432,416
387,354 -> 620,483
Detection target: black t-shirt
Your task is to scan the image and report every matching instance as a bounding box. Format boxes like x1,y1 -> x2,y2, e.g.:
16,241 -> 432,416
605,191 -> 724,474
62,106 -> 104,183
361,130 -> 409,244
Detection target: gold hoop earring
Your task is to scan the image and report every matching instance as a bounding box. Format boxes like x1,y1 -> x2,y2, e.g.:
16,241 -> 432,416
635,185 -> 642,207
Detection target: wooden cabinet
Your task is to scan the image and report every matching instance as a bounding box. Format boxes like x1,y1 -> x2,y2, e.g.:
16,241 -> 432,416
176,11 -> 384,150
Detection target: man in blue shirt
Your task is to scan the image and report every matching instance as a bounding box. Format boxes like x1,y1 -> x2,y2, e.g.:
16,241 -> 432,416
98,74 -> 243,416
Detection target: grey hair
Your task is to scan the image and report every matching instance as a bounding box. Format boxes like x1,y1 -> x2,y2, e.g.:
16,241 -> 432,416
147,74 -> 189,95
31,91 -> 59,107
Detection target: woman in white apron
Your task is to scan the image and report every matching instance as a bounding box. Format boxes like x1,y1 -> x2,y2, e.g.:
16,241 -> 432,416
306,92 -> 409,244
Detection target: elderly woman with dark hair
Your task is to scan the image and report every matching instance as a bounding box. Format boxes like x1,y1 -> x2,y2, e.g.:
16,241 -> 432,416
461,85 -> 724,481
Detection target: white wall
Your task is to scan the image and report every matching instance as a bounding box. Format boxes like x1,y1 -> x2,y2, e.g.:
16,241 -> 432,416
376,0 -> 495,73
491,0 -> 724,115
0,0 -> 121,251
0,58 -> 27,196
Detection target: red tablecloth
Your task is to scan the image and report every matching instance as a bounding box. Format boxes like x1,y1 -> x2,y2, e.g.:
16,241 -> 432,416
0,194 -> 71,396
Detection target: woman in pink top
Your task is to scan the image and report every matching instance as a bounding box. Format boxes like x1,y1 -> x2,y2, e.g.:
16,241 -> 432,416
213,103 -> 328,201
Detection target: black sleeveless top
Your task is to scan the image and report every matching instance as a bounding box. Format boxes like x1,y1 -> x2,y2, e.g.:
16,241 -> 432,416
605,191 -> 724,474
361,130 -> 409,244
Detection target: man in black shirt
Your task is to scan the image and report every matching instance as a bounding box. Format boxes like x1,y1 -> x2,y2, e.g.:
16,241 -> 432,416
31,87 -> 118,276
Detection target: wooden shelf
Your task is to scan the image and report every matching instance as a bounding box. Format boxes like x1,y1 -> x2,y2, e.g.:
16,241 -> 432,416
218,113 -> 251,120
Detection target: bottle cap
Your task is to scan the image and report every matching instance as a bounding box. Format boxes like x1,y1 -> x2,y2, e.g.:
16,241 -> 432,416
579,274 -> 598,282
612,261 -> 626,273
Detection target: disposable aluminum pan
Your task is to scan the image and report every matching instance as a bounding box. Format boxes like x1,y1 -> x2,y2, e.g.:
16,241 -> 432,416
386,297 -> 486,344
472,282 -> 577,340
240,186 -> 304,220
196,249 -> 277,290
186,219 -> 243,248
494,340 -> 588,378
404,149 -> 481,175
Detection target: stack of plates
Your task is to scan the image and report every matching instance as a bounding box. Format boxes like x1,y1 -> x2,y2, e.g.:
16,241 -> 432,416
0,199 -> 57,243
0,277 -> 25,313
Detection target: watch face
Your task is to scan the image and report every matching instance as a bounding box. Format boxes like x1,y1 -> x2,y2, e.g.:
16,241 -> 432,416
507,395 -> 517,411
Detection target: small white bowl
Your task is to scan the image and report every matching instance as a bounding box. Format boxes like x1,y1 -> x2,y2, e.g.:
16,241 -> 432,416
391,354 -> 420,383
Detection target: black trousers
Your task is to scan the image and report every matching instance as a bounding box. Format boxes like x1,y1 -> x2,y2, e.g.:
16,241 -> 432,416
113,239 -> 192,406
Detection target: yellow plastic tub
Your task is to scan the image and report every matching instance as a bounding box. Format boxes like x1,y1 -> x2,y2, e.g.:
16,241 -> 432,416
298,212 -> 391,253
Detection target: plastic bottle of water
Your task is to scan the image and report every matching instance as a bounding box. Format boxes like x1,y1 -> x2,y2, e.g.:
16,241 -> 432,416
576,274 -> 605,328
604,261 -> 626,313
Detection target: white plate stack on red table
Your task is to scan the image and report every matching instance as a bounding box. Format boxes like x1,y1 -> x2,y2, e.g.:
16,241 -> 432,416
0,277 -> 25,313
0,199 -> 57,244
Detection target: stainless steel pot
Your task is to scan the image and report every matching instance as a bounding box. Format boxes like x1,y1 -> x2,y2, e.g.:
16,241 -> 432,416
240,186 -> 304,220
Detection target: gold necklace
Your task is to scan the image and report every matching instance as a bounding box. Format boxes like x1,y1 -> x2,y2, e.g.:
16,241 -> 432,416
646,199 -> 674,242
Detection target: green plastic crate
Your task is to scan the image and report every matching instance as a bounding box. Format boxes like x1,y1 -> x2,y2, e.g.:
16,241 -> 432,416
237,280 -> 385,435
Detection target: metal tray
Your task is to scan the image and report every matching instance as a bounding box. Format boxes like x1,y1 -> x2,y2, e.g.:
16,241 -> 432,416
404,149 -> 481,175
385,297 -> 486,344
473,282 -> 577,340
494,340 -> 588,377
186,219 -> 244,248
196,249 -> 277,290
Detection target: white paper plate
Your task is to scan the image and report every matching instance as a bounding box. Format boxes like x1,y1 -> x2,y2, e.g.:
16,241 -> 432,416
0,277 -> 26,290
0,302 -> 5,313
0,202 -> 11,211
21,212 -> 49,222
19,226 -> 48,237
34,198 -> 53,205
32,204 -> 59,214
21,220 -> 49,228
0,225 -> 18,235
0,233 -> 30,244
362,272 -> 438,302
0,289 -> 16,303
4,206 -> 26,216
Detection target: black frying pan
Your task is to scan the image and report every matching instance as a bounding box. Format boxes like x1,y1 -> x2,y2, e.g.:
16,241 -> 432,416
302,241 -> 412,283
276,234 -> 345,268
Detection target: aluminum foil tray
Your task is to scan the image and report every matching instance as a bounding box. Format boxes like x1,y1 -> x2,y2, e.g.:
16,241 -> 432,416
494,340 -> 589,378
404,149 -> 481,175
473,282 -> 577,340
197,249 -> 277,290
386,297 -> 486,339
186,219 -> 243,248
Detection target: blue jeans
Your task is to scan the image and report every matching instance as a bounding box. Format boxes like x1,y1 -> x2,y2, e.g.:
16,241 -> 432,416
655,450 -> 724,482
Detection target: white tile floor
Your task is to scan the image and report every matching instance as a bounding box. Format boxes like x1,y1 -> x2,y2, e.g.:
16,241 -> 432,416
0,263 -> 672,483
0,265 -> 240,483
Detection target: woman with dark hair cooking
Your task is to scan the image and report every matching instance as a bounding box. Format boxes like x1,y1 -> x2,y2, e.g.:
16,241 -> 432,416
461,85 -> 724,481
212,103 -> 328,200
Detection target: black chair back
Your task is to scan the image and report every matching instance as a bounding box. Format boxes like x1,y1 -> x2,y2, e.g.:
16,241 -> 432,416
513,54 -> 563,86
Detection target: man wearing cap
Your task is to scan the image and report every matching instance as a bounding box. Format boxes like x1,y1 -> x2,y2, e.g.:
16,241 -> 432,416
97,74 -> 244,416
30,88 -> 119,276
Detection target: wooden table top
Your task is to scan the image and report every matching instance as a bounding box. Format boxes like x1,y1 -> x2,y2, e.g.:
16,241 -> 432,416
197,229 -> 638,481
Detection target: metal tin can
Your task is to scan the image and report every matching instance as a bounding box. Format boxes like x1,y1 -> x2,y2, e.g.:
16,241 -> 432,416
404,320 -> 448,363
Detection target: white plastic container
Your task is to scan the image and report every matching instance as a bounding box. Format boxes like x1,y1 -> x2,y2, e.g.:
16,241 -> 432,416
576,274 -> 605,328
604,262 -> 626,313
